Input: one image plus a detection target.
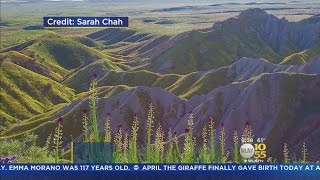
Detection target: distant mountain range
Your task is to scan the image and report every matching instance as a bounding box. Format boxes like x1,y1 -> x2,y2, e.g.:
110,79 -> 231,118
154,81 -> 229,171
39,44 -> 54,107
1,8 -> 320,160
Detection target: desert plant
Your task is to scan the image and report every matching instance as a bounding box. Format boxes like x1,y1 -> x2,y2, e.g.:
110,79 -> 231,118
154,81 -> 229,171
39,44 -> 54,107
122,131 -> 129,163
129,114 -> 139,163
113,126 -> 123,163
242,122 -> 254,142
165,129 -> 174,163
82,109 -> 90,142
153,123 -> 164,163
208,117 -> 216,162
44,131 -> 53,155
283,143 -> 290,163
53,117 -> 63,163
181,113 -> 195,163
146,103 -> 154,162
173,132 -> 182,163
0,133 -> 55,163
301,142 -> 308,163
219,124 -> 226,163
200,126 -> 210,163
104,113 -> 112,143
89,74 -> 99,142
233,129 -> 240,163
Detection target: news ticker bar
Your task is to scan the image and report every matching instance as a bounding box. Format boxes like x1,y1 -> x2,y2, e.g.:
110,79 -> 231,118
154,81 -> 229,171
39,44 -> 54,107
43,17 -> 129,27
1,164 -> 320,172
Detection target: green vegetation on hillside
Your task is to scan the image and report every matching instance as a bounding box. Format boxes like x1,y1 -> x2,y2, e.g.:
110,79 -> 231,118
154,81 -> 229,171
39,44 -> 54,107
281,41 -> 320,65
146,27 -> 283,74
0,59 -> 75,125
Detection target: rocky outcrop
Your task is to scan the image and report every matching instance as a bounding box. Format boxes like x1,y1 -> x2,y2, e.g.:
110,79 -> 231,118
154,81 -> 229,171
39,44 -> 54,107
213,8 -> 320,55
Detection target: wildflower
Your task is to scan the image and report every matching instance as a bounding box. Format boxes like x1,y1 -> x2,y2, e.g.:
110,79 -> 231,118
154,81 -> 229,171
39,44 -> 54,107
208,117 -> 216,163
82,110 -> 90,142
0,155 -> 17,164
129,114 -> 139,163
283,142 -> 290,163
219,123 -> 226,162
233,130 -> 240,163
57,117 -> 63,125
242,121 -> 254,143
146,103 -> 154,162
201,126 -> 210,163
133,112 -> 138,117
301,142 -> 308,163
182,112 -> 195,163
89,72 -> 99,142
53,118 -> 63,163
104,113 -> 112,143
92,73 -> 97,79
153,122 -> 164,163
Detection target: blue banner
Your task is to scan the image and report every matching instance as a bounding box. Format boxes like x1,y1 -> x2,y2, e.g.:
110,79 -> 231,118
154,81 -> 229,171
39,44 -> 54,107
43,17 -> 129,27
1,164 -> 320,180
1,164 -> 320,172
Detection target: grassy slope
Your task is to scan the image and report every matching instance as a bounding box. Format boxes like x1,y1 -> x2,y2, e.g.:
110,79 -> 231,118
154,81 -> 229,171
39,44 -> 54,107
2,51 -> 67,81
281,41 -> 320,65
27,35 -> 106,70
74,67 -> 237,100
0,33 -> 130,131
0,85 -> 132,140
146,26 -> 281,74
63,59 -> 125,93
0,60 -> 75,122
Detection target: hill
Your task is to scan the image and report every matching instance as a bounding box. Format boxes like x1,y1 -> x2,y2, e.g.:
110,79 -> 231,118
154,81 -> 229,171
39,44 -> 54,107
135,8 -> 320,74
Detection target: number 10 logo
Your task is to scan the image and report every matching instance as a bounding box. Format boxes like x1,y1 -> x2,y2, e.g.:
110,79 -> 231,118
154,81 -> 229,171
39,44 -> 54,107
254,143 -> 267,159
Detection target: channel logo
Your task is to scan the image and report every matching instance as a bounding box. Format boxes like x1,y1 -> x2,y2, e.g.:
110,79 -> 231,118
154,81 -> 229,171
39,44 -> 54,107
240,142 -> 267,161
240,143 -> 255,159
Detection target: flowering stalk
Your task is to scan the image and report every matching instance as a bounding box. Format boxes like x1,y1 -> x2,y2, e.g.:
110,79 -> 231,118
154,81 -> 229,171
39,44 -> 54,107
200,126 -> 210,163
173,132 -> 181,163
242,122 -> 253,143
208,117 -> 216,162
153,123 -> 164,163
122,131 -> 129,163
44,132 -> 53,155
82,110 -> 90,142
104,113 -> 112,143
283,143 -> 290,163
301,142 -> 307,163
113,126 -> 123,163
146,103 -> 154,162
182,112 -> 195,163
165,129 -> 174,163
53,117 -> 63,163
129,114 -> 139,163
90,74 -> 99,142
233,129 -> 239,163
219,123 -> 226,163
